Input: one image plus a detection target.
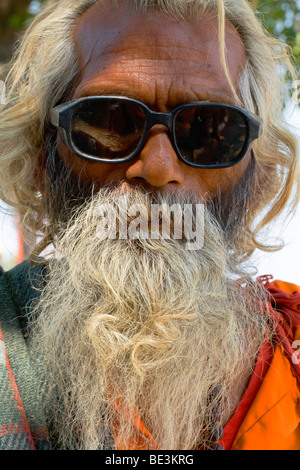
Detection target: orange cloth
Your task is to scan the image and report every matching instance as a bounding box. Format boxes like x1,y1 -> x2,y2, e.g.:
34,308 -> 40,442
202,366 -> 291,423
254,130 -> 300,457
113,279 -> 300,450
227,279 -> 300,450
272,279 -> 300,296
112,398 -> 159,450
230,343 -> 300,450
219,340 -> 274,450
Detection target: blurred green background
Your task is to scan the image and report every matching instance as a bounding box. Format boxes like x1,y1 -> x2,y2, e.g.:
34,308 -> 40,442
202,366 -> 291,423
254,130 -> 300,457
254,0 -> 300,70
0,0 -> 299,70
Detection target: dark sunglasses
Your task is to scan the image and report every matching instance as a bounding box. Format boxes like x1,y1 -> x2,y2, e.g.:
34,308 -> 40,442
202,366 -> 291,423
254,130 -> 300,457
50,96 -> 263,169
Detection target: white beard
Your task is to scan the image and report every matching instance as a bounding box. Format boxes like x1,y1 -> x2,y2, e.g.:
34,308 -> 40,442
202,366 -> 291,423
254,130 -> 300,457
31,183 -> 272,450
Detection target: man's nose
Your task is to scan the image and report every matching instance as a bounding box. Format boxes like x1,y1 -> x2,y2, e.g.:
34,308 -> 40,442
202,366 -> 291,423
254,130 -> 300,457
125,125 -> 185,188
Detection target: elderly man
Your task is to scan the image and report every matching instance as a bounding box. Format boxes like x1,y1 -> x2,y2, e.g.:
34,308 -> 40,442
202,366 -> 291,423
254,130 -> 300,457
0,0 -> 299,451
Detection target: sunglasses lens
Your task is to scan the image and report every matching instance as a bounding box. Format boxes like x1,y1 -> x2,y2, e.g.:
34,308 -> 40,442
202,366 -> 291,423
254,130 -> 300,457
175,106 -> 247,166
71,98 -> 147,160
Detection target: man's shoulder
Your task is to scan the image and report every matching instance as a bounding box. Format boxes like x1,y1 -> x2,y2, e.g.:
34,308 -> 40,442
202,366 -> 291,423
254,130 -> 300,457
272,279 -> 300,295
261,275 -> 300,387
264,276 -> 300,325
0,258 -> 46,368
0,259 -> 46,321
0,258 -> 46,292
0,260 -> 51,450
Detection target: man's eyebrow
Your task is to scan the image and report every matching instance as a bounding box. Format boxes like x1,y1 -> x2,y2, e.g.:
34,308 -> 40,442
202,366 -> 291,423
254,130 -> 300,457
74,86 -> 238,107
183,88 -> 238,106
75,86 -> 143,100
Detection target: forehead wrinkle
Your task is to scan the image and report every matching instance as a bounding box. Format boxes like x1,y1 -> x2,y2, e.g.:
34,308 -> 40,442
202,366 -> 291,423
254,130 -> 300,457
77,42 -> 225,80
73,69 -> 241,111
74,80 -> 237,111
73,5 -> 245,78
75,47 -> 232,96
76,58 -> 237,105
72,4 -> 246,110
74,51 -> 245,111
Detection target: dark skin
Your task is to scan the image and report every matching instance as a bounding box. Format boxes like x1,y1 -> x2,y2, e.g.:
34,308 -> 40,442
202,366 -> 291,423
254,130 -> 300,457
57,1 -> 251,202
56,2 -> 258,428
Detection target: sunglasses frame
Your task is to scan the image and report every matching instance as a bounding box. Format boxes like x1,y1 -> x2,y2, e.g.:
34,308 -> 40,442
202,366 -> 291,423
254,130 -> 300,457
50,96 -> 263,169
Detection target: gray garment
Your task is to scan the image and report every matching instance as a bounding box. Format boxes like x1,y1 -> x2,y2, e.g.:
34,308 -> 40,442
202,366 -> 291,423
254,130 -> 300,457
0,260 -> 52,450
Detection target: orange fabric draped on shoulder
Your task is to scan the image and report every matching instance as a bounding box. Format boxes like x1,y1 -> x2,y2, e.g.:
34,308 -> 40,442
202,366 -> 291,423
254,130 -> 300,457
112,278 -> 300,450
272,280 -> 300,295
227,278 -> 300,450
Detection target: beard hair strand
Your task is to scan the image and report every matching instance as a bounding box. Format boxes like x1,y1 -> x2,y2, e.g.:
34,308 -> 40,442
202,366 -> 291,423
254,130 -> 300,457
30,181 -> 273,450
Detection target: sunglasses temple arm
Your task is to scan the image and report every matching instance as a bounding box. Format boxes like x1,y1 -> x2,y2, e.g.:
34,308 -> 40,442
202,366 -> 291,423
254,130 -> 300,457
249,118 -> 263,141
50,108 -> 71,148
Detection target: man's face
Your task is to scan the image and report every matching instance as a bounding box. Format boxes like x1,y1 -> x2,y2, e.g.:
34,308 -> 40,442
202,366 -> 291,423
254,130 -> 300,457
35,4 -> 271,451
57,1 -> 249,200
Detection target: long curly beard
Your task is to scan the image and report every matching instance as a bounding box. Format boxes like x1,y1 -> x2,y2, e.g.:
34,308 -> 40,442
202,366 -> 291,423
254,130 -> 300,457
30,182 -> 272,450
